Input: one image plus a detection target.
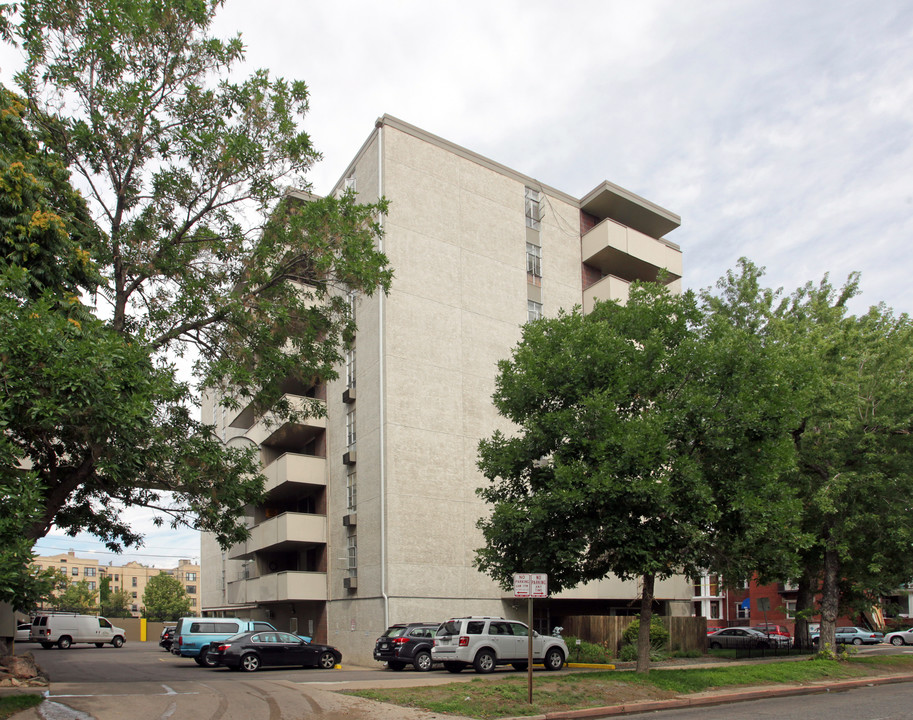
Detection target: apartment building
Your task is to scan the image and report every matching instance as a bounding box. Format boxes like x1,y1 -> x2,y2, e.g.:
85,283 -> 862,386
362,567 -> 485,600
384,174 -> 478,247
200,116 -> 688,664
32,551 -> 200,617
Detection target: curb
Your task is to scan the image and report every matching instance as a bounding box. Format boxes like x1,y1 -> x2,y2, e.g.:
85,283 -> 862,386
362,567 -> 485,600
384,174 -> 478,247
500,673 -> 913,720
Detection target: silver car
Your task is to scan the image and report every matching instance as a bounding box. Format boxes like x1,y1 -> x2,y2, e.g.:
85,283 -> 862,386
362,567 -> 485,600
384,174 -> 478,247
431,616 -> 568,674
707,627 -> 773,649
883,628 -> 913,646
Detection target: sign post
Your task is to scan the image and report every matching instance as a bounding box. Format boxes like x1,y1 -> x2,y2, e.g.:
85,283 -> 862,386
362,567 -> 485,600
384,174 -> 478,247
513,573 -> 548,704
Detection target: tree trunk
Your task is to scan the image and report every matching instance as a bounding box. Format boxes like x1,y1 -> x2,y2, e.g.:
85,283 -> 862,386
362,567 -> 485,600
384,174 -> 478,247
636,573 -> 655,674
793,566 -> 818,650
818,545 -> 840,652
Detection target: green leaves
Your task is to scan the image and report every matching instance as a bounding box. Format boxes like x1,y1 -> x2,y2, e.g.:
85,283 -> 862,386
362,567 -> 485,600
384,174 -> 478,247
476,279 -> 799,594
142,572 -> 191,621
0,0 -> 392,609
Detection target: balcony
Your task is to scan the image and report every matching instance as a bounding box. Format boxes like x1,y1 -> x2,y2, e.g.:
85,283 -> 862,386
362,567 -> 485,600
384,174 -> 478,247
582,218 -> 682,285
228,512 -> 327,561
226,570 -> 327,603
583,274 -> 630,313
262,453 -> 326,501
243,394 -> 326,449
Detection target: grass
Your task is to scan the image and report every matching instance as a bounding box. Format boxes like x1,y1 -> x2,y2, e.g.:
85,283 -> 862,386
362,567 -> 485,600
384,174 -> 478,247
0,694 -> 43,719
346,655 -> 913,719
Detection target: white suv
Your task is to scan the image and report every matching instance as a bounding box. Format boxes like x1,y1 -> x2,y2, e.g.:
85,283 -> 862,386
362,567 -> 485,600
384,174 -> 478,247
431,616 -> 567,674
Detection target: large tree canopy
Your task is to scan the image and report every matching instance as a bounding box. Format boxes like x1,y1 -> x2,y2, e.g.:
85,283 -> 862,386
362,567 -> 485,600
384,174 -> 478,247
710,262 -> 913,652
0,0 -> 391,610
476,279 -> 802,671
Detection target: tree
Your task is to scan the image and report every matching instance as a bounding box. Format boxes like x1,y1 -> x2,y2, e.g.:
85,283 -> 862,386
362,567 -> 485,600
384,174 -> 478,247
51,579 -> 98,614
476,280 -> 800,672
0,0 -> 391,608
142,572 -> 191,621
711,263 -> 913,652
100,589 -> 134,619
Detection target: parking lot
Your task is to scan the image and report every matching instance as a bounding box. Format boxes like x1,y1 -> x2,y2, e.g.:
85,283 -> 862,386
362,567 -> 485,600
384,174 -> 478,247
7,640 -> 509,720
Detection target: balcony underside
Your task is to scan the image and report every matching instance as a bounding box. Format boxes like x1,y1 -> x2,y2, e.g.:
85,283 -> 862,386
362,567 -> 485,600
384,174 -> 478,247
228,512 -> 327,561
227,571 -> 327,603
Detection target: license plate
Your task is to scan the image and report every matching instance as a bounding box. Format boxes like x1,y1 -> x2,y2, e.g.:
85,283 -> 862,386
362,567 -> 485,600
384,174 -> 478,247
380,643 -> 388,650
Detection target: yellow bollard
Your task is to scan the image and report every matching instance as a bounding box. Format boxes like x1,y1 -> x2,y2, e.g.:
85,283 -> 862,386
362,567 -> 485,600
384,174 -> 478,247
140,618 -> 147,642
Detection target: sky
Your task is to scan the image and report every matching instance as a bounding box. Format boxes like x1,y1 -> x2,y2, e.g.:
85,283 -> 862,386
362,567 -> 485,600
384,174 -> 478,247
5,0 -> 913,567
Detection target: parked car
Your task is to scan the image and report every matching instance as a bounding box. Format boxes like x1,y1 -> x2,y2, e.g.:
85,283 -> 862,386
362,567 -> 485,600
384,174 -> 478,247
212,631 -> 341,672
811,626 -> 884,645
160,626 -> 176,651
16,623 -> 32,643
707,627 -> 772,649
884,628 -> 913,646
706,625 -> 724,635
373,622 -> 439,671
749,624 -> 792,647
172,617 -> 278,666
431,616 -> 568,674
30,613 -> 126,649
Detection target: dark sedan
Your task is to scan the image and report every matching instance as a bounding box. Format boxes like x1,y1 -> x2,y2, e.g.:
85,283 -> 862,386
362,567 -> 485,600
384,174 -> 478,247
212,631 -> 341,672
159,626 -> 176,651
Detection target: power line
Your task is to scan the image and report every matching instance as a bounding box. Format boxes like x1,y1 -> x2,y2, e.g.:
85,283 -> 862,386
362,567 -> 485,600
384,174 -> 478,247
34,542 -> 198,560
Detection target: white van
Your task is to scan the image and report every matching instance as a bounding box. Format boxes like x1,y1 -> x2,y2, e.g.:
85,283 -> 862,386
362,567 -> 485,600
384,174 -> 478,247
30,613 -> 126,649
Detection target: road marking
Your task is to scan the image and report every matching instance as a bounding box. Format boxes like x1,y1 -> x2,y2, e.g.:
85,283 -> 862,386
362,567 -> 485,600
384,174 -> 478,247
44,687 -> 199,699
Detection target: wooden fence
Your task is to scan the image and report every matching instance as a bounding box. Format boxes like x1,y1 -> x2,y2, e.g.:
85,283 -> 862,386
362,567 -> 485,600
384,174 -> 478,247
561,615 -> 706,654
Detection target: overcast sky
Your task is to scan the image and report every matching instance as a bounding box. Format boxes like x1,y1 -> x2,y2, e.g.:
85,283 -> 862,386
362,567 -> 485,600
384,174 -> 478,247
7,0 -> 912,567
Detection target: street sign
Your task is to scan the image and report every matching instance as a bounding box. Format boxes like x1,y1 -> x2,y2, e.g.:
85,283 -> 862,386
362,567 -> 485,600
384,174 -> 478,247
513,573 -> 548,598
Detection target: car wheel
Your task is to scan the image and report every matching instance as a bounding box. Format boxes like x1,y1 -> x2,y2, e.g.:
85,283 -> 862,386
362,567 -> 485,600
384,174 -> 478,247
444,662 -> 464,673
193,656 -> 205,666
41,642 -> 53,650
199,645 -> 218,667
891,636 -> 905,646
95,643 -> 104,648
413,651 -> 433,672
709,642 -> 722,649
387,661 -> 405,671
852,638 -> 863,645
318,651 -> 337,670
511,663 -> 528,671
112,636 -> 124,648
544,647 -> 565,671
240,653 -> 260,672
58,636 -> 72,650
473,649 -> 496,674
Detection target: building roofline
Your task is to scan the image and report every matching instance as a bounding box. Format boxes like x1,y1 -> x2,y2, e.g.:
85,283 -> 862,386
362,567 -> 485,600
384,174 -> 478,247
328,114 -> 680,240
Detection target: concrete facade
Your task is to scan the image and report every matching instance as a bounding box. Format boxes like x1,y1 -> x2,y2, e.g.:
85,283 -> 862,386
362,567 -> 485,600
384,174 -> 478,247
201,116 -> 690,664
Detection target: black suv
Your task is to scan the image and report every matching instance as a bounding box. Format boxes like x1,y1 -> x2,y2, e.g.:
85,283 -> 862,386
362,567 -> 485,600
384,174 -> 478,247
373,622 -> 439,671
159,626 -> 176,651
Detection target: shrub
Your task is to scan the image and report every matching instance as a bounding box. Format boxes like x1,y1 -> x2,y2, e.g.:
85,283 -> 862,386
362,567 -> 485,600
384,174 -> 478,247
562,636 -> 614,664
621,616 -> 670,650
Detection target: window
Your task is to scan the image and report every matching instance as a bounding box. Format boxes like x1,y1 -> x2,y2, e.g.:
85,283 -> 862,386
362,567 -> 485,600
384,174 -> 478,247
88,581 -> 96,591
114,574 -> 119,581
132,577 -> 137,587
186,585 -> 196,594
190,598 -> 196,607
131,605 -> 137,612
346,405 -> 356,450
347,529 -> 357,578
344,174 -> 356,193
185,572 -> 197,582
736,603 -> 750,619
84,567 -> 96,577
525,187 -> 541,230
527,300 -> 542,323
785,601 -> 796,619
526,242 -> 541,285
346,347 -> 356,389
72,567 -> 78,576
347,289 -> 357,321
347,468 -> 357,511
132,592 -> 137,599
